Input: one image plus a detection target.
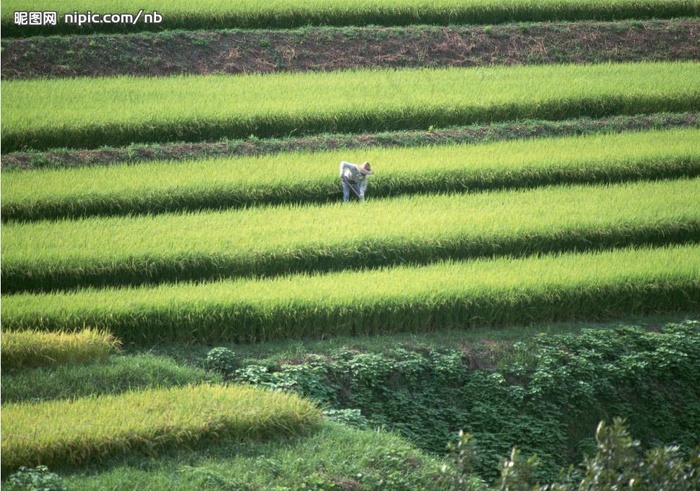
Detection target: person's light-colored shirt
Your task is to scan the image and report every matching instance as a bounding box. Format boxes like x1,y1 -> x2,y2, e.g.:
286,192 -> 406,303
340,161 -> 368,197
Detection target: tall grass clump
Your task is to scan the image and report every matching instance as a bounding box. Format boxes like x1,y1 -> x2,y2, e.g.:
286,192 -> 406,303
2,244 -> 698,344
2,0 -> 698,36
3,178 -> 699,293
3,62 -> 698,151
3,127 -> 699,222
1,384 -> 322,474
1,328 -> 120,370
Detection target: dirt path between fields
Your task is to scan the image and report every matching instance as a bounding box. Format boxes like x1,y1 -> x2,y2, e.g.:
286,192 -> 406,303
2,20 -> 698,80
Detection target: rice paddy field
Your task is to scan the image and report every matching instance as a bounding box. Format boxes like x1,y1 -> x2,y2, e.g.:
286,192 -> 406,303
2,0 -> 700,488
3,62 -> 700,151
2,0 -> 698,35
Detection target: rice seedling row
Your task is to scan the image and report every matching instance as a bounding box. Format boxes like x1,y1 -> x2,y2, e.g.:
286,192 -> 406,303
1,328 -> 120,370
3,112 -> 699,172
1,384 -> 322,474
3,128 -> 699,222
3,177 -> 699,294
3,0 -> 697,36
3,62 -> 698,152
3,244 -> 698,344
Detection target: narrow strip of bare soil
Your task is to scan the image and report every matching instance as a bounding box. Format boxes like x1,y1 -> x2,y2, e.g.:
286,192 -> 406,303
3,113 -> 697,171
2,20 -> 698,80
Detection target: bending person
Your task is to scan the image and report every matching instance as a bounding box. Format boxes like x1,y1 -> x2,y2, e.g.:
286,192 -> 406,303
340,161 -> 374,202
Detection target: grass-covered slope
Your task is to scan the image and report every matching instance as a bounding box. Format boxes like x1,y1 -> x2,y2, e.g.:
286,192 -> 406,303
59,422 -> 449,490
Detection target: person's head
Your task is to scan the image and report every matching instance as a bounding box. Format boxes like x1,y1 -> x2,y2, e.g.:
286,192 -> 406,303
358,162 -> 374,175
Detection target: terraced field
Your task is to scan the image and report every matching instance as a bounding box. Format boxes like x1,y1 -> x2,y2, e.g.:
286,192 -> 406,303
2,1 -> 699,488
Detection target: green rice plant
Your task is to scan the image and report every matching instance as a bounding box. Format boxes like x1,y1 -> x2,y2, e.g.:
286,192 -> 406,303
3,128 -> 699,222
2,0 -> 698,36
2,244 -> 698,344
1,384 -> 322,474
1,353 -> 218,403
3,62 -> 699,151
1,328 -> 120,370
3,178 -> 699,293
3,113 -> 698,172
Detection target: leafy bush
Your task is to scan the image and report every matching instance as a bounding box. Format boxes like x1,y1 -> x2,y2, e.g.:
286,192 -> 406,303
233,321 -> 700,482
323,408 -> 369,430
4,466 -> 67,491
205,347 -> 239,378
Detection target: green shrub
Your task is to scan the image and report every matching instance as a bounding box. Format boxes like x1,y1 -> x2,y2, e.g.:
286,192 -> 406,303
234,321 -> 700,482
205,347 -> 239,378
4,466 -> 67,491
322,409 -> 370,430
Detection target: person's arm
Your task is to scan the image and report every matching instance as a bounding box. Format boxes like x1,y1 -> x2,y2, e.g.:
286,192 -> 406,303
340,161 -> 353,178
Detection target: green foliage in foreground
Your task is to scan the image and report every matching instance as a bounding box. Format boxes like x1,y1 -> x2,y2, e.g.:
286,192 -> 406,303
3,128 -> 699,221
227,322 -> 700,482
3,63 -> 699,151
58,422 -> 449,491
1,384 -> 322,475
0,328 -> 120,370
4,466 -> 67,491
7,419 -> 699,490
1,353 -> 218,404
2,0 -> 698,36
4,178 -> 699,293
443,418 -> 700,490
3,244 -> 699,343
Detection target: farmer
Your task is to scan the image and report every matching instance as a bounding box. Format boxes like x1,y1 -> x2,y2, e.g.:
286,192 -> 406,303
340,161 -> 374,202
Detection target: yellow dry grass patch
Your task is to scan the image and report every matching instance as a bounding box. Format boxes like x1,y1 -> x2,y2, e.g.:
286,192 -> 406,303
1,328 -> 120,369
